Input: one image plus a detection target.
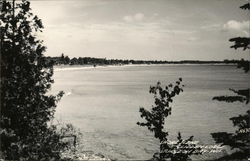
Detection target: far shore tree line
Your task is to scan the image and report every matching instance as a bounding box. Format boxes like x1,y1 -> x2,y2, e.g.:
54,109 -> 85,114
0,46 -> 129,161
46,54 -> 248,66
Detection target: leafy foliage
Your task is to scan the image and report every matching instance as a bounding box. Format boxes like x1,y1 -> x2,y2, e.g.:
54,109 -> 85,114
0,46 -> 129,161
223,59 -> 250,73
211,3 -> 250,160
236,59 -> 249,73
211,110 -> 250,158
0,0 -> 71,160
240,3 -> 250,10
229,37 -> 250,51
213,88 -> 250,104
137,79 -> 201,161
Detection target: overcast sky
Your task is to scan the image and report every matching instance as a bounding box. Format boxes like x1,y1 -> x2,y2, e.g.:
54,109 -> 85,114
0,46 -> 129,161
31,0 -> 250,60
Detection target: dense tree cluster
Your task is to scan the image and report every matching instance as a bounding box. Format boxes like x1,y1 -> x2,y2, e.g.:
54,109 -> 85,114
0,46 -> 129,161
0,0 -> 72,160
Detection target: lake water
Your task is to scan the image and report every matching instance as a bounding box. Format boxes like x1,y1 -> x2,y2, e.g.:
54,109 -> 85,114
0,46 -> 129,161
52,64 -> 249,160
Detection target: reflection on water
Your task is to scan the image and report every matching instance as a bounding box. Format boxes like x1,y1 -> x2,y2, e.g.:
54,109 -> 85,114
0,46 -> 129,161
52,65 -> 249,160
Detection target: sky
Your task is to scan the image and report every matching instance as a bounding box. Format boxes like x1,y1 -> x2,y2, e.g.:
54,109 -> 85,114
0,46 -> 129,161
31,0 -> 250,61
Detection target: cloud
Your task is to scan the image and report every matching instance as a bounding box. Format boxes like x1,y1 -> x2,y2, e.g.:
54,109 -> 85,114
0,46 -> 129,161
223,20 -> 250,35
200,24 -> 221,30
123,13 -> 145,22
186,36 -> 199,41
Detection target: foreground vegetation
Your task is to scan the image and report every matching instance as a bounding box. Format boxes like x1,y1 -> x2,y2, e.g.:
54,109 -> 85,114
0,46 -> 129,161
137,79 -> 202,161
0,0 -> 77,160
211,2 -> 250,161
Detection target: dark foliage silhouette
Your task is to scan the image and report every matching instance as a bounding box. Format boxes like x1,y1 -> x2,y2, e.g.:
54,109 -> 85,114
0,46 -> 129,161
240,3 -> 250,10
137,79 -> 201,161
46,55 -> 241,66
211,3 -> 250,160
229,37 -> 250,51
0,0 -> 73,160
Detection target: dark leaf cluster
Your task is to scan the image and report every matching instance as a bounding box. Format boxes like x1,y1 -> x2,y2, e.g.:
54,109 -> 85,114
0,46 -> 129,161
236,59 -> 249,73
211,3 -> 250,160
229,37 -> 250,51
0,0 -> 72,160
137,79 -> 201,161
240,3 -> 250,10
211,110 -> 250,157
213,88 -> 249,104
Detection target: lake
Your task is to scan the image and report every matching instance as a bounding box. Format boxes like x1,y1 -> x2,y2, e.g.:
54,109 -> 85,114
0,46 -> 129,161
51,64 -> 249,160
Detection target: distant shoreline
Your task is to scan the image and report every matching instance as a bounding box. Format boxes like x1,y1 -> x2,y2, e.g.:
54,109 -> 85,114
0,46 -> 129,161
53,63 -> 237,71
47,55 -> 242,67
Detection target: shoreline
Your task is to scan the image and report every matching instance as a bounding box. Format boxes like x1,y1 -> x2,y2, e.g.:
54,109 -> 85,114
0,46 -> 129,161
54,63 -> 237,71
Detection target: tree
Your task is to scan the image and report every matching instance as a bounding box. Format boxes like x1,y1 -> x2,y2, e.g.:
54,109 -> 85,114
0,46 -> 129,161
211,3 -> 250,160
0,0 -> 70,160
64,56 -> 70,65
137,79 -> 201,161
